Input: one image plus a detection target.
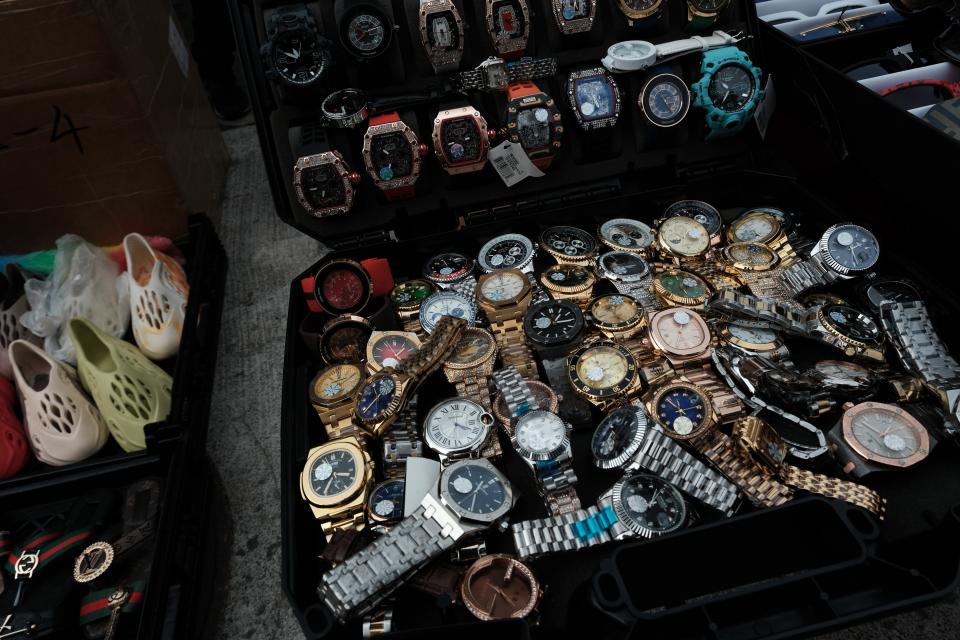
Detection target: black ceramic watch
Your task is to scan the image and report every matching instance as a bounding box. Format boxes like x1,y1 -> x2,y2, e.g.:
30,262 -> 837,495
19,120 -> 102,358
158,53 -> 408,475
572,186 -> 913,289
523,299 -> 585,359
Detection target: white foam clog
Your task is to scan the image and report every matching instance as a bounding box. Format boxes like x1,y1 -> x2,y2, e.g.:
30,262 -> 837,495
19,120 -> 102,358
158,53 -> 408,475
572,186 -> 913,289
124,233 -> 190,360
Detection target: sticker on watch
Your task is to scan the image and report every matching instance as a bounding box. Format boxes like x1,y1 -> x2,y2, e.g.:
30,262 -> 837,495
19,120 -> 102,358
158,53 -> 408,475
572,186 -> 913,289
488,141 -> 545,187
754,74 -> 776,141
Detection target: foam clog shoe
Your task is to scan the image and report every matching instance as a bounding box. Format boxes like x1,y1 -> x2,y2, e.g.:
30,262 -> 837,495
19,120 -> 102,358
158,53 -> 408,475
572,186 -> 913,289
123,233 -> 189,360
68,318 -> 172,452
7,339 -> 109,466
0,265 -> 42,379
0,375 -> 30,478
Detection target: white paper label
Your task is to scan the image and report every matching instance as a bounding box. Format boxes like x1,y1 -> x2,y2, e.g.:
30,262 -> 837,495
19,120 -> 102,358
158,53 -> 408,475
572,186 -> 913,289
754,74 -> 776,140
488,141 -> 545,187
168,16 -> 190,79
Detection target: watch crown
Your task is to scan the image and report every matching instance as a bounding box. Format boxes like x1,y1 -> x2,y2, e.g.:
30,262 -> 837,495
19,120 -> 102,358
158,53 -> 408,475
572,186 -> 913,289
348,171 -> 361,185
486,128 -> 497,142
418,143 -> 430,157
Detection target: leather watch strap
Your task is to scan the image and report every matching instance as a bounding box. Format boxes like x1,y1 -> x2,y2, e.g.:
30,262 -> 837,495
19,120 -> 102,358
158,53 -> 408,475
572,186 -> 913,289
321,529 -> 370,568
408,560 -> 463,601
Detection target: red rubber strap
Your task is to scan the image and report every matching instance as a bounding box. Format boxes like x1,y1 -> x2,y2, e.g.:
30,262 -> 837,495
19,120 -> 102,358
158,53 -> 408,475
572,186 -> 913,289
879,79 -> 960,97
360,258 -> 395,297
368,112 -> 417,200
300,276 -> 323,313
506,81 -> 540,101
370,112 -> 400,126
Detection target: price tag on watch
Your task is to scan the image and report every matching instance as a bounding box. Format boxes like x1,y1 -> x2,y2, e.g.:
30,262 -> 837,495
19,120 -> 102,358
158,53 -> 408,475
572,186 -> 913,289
754,74 -> 776,141
488,141 -> 545,187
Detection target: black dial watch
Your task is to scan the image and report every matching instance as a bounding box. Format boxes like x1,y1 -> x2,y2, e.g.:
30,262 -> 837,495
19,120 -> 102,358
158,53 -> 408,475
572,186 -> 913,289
523,299 -> 585,359
261,5 -> 333,89
639,73 -> 691,128
337,0 -> 395,60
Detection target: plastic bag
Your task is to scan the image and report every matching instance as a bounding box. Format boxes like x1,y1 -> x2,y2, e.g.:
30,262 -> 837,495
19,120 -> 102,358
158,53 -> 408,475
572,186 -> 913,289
20,235 -> 130,364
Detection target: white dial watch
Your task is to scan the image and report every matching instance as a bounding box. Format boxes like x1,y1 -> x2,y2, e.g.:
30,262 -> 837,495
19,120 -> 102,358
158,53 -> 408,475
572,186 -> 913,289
602,31 -> 741,73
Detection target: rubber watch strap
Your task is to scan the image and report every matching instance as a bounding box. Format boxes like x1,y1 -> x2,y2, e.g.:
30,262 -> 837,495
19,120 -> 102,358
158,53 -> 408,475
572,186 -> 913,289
369,113 -> 417,201
506,81 -> 557,171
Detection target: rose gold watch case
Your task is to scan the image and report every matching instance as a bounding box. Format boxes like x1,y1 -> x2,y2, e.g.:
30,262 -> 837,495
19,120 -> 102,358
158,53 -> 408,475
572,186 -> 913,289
841,401 -> 931,468
648,308 -> 713,359
461,554 -> 541,621
552,0 -> 597,33
292,151 -> 357,218
486,0 -> 531,56
493,380 -> 559,430
418,0 -> 465,72
432,107 -> 492,174
362,119 -> 424,192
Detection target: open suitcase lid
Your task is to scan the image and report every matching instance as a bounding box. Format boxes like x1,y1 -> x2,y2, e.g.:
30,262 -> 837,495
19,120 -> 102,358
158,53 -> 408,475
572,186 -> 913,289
230,0 -> 768,250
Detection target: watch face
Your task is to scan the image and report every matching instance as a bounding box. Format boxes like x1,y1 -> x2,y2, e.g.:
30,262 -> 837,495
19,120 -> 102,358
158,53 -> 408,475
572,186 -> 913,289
445,462 -> 508,516
731,213 -> 779,243
541,226 -> 597,259
370,334 -> 419,369
561,0 -> 593,18
300,164 -> 346,210
370,132 -> 414,181
727,323 -> 777,345
480,269 -> 528,302
420,292 -> 476,333
369,479 -> 405,521
608,40 -> 655,62
598,251 -> 650,280
462,557 -> 538,620
845,403 -> 928,464
814,360 -> 872,386
424,252 -> 474,282
517,106 -> 553,151
391,280 -> 433,307
356,373 -> 398,421
570,344 -> 636,395
448,329 -> 495,366
726,242 -> 777,267
343,10 -> 390,56
592,405 -> 643,466
311,363 -> 363,405
663,201 -> 722,236
426,11 -> 459,50
308,448 -> 358,497
491,0 -> 526,38
651,309 -> 710,352
708,64 -> 756,113
821,304 -> 881,342
617,474 -> 686,534
543,264 -> 592,289
322,320 -> 371,363
641,75 -> 690,127
590,294 -> 642,329
439,116 -> 483,165
425,399 -> 491,452
315,262 -> 371,314
272,31 -> 329,85
655,386 -> 708,436
479,234 -> 534,271
824,224 -> 880,271
599,218 -> 655,252
572,75 -> 617,121
514,410 -> 566,456
655,271 -> 708,300
658,216 -> 710,256
525,300 -> 582,344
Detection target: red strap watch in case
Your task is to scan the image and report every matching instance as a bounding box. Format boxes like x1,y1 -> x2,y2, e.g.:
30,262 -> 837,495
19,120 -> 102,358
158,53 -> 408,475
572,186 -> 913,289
300,258 -> 395,314
362,112 -> 429,201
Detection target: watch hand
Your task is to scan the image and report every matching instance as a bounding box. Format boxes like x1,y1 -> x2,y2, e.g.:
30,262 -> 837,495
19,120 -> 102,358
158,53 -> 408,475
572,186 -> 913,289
324,475 -> 334,494
470,493 -> 478,512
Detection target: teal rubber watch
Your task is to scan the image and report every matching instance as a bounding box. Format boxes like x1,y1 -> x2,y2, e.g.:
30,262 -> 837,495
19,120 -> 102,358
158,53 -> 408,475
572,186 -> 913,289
691,47 -> 763,140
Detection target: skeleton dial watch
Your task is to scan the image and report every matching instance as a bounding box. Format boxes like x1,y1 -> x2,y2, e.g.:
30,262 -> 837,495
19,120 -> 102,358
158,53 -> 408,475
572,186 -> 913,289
486,0 -> 531,58
511,409 -> 581,515
777,223 -> 880,297
827,401 -> 931,478
552,0 -> 597,34
504,82 -> 564,170
423,397 -> 498,463
432,106 -> 496,174
443,327 -> 499,410
418,0 -> 464,74
540,263 -> 597,309
362,112 -> 429,201
292,151 -> 361,218
477,268 -> 539,380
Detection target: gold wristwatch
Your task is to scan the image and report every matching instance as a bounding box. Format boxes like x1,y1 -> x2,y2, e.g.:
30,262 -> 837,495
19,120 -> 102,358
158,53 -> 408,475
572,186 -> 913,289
587,293 -> 647,347
309,362 -> 366,440
365,331 -> 422,374
655,216 -> 711,267
652,268 -> 712,308
476,269 -> 539,380
719,242 -> 793,301
301,435 -> 376,541
734,417 -> 886,517
390,279 -> 437,335
539,264 -> 596,309
567,337 -> 642,411
443,327 -> 499,411
727,208 -> 801,268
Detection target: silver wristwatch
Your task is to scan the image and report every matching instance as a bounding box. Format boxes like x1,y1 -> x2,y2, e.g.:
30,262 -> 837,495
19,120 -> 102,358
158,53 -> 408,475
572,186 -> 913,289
453,56 -> 559,92
510,409 -> 581,515
382,396 -> 423,478
491,366 -> 541,419
422,397 -> 497,464
595,251 -> 661,312
777,223 -> 881,297
320,88 -> 370,129
511,473 -> 688,559
318,459 -> 514,621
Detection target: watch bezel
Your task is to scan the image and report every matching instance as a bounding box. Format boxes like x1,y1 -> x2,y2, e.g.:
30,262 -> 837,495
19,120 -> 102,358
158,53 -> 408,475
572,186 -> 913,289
365,330 -> 422,373
721,242 -> 779,272
595,250 -> 651,283
485,0 -> 531,56
706,62 -> 757,112
418,0 -> 465,71
567,340 -> 639,400
638,73 -> 691,128
353,370 -> 406,428
592,405 -> 649,470
540,264 -> 597,294
367,478 -> 406,524
461,554 -> 540,621
477,268 -> 533,308
338,3 -> 394,59
652,270 -> 711,307
444,327 -> 498,371
313,259 -> 373,315
551,0 -> 597,33
309,362 -> 365,408
598,218 -> 655,253
649,381 -> 716,440
440,458 -> 514,523
588,294 -> 645,332
423,397 -> 494,456
505,90 -> 564,161
818,223 -> 881,276
265,26 -> 332,87
841,401 -> 930,468
612,473 -> 687,537
719,322 -> 784,354
390,279 -> 436,311
419,291 -> 478,334
423,252 -> 476,284
816,304 -> 882,348
362,118 -> 424,192
648,308 -> 712,357
656,215 -> 711,257
540,225 -> 599,263
727,210 -> 784,245
511,410 -> 571,461
477,233 -> 536,273
320,315 -> 375,365
566,67 -> 622,131
301,440 -> 369,508
432,107 -> 491,174
524,299 -> 585,346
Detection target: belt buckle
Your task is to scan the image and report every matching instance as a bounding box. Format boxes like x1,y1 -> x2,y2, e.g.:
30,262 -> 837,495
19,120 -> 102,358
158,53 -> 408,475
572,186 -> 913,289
479,57 -> 508,91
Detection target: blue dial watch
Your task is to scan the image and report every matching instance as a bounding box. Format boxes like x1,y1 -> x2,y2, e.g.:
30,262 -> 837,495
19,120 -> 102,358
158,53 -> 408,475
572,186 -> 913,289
691,47 -> 763,140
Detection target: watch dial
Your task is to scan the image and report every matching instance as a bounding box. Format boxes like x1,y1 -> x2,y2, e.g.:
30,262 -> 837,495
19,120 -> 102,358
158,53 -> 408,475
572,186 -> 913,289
663,201 -> 721,236
424,253 -> 473,282
426,399 -> 489,451
727,242 -> 776,267
645,77 -> 688,125
542,226 -> 597,258
356,374 -> 397,421
441,116 -> 483,164
656,272 -> 708,299
480,270 -> 527,302
492,0 -> 526,38
371,334 -> 419,369
592,406 -> 642,464
849,406 -> 924,460
599,251 -> 649,278
420,292 -> 475,332
561,0 -> 592,18
370,132 -> 414,181
656,387 -> 707,436
727,323 -> 777,345
814,360 -> 872,385
515,411 -> 566,454
448,329 -> 495,365
544,264 -> 592,288
619,475 -> 685,533
708,64 -> 755,113
447,463 -> 507,515
822,304 -> 880,342
574,76 -> 616,121
309,448 -> 358,497
312,364 -> 363,403
324,322 -> 371,362
481,235 -> 533,270
322,269 -> 366,311
391,280 -> 433,306
825,224 -> 880,271
464,558 -> 537,619
528,301 -> 581,343
608,40 -> 655,61
301,164 -> 346,210
732,214 -> 778,243
427,12 -> 459,50
369,479 -> 405,521
517,107 -> 553,151
866,280 -> 920,309
694,0 -> 727,9
658,217 -> 710,256
591,294 -> 642,328
573,344 -> 633,392
621,0 -> 659,9
346,12 -> 387,54
599,218 -> 655,251
653,309 -> 708,351
273,31 -> 329,85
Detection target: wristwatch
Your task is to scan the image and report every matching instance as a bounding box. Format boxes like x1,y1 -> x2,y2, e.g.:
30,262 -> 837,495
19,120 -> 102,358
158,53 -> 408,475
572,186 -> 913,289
504,82 -> 564,170
417,0 -> 464,73
511,473 -> 688,559
715,321 -> 791,362
381,397 -> 423,479
460,554 -> 541,620
615,0 -> 665,30
656,215 -> 711,265
551,0 -> 597,34
422,252 -> 477,298
476,268 -> 539,380
423,397 -> 498,464
367,479 -> 406,533
510,409 -> 581,515
734,417 -> 886,517
362,112 -> 429,201
390,279 -> 436,334
540,263 -> 596,309
318,458 -> 515,621
524,299 -> 585,360
485,0 -> 531,58
432,106 -> 496,174
566,67 -> 622,131
477,233 -> 537,274
261,5 -> 333,89
491,368 -> 559,431
777,223 -> 880,296
321,88 -> 370,129
336,0 -> 395,59
827,401 -> 932,478
597,218 -> 656,256
567,338 -> 642,410
594,250 -> 660,312
303,258 -> 390,315
452,56 -> 558,92
727,208 -> 801,269
707,290 -> 886,362
320,315 -> 374,365
639,73 -> 692,128
718,242 -> 792,301
354,315 -> 467,436
293,151 -> 361,218
652,268 -> 711,308
587,294 -> 647,345
691,47 -> 764,140
365,331 -> 422,373
600,31 -> 741,73
301,435 -> 376,541
309,363 -> 366,439
591,404 -> 740,515
687,0 -> 730,30
419,290 -> 477,334
540,226 -> 599,265
660,200 -> 723,246
443,328 -> 499,410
